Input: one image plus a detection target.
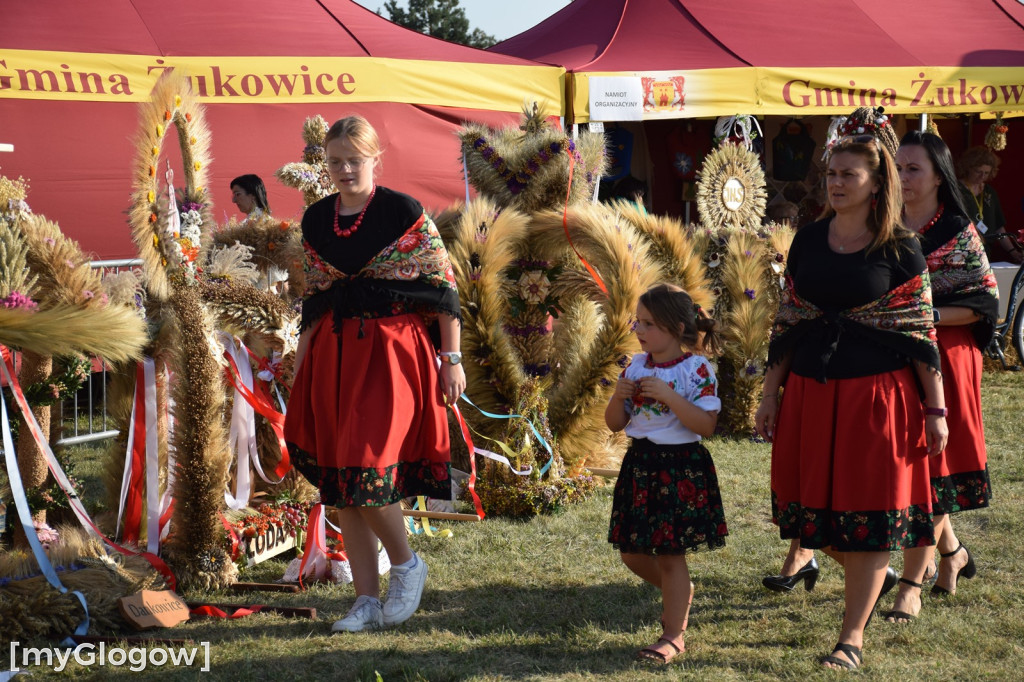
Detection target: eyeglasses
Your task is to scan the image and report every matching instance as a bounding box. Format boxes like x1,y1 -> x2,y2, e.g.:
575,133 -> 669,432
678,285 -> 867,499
327,157 -> 370,172
630,318 -> 658,332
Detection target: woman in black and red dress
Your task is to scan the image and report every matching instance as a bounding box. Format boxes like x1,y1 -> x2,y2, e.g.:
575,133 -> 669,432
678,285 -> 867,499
882,131 -> 999,621
754,107 -> 947,671
285,115 -> 464,633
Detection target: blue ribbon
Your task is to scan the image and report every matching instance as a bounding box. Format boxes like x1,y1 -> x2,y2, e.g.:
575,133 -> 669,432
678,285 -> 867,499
459,394 -> 554,476
1,388 -> 90,643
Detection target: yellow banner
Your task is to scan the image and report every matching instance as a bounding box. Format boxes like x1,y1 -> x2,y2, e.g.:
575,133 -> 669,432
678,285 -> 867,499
575,67 -> 1024,121
0,49 -> 566,114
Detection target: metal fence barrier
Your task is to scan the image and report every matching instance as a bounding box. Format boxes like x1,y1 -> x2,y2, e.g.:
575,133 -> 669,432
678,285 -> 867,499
52,259 -> 143,446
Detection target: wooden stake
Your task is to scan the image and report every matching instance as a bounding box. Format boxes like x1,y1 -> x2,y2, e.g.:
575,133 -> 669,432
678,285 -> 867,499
186,603 -> 317,619
588,468 -> 620,478
229,582 -> 301,594
401,509 -> 480,522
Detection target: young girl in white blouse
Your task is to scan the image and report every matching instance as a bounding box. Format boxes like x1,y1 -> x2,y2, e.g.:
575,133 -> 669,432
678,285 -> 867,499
605,283 -> 727,665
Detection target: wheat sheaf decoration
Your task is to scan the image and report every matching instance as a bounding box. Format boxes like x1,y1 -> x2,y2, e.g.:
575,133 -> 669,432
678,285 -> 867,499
528,204 -> 662,470
696,143 -> 768,232
129,69 -> 214,301
459,104 -> 607,215
276,114 -> 334,208
611,199 -> 715,312
689,139 -> 794,435
125,69 -> 236,589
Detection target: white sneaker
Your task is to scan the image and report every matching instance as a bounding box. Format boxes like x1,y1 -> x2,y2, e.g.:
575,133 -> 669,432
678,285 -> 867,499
382,554 -> 428,626
331,595 -> 383,633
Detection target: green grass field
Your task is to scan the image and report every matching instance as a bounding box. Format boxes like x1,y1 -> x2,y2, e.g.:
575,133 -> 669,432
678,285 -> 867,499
10,369 -> 1024,680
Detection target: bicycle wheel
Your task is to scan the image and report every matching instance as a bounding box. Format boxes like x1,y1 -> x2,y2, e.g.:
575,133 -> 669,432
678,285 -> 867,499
1012,298 -> 1024,366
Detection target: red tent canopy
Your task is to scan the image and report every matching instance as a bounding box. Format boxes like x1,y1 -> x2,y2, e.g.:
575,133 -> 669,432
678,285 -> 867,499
497,0 -> 1024,70
493,0 -> 1024,228
493,0 -> 1024,120
0,0 -> 564,258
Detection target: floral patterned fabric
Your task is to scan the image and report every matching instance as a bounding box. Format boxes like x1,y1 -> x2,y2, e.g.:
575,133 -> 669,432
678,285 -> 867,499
609,439 -> 728,555
932,470 -> 991,515
300,212 -> 459,332
772,495 -> 935,551
769,268 -> 940,380
920,207 -> 1000,349
621,352 -> 721,444
290,443 -> 450,507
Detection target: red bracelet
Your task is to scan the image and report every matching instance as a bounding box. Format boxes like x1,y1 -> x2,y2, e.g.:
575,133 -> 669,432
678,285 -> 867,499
924,406 -> 948,417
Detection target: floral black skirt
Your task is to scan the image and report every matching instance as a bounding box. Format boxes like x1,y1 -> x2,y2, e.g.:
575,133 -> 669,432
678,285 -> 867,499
609,438 -> 728,555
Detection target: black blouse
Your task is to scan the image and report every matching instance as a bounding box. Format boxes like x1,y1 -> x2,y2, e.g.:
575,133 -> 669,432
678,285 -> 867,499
302,186 -> 421,275
787,218 -> 928,380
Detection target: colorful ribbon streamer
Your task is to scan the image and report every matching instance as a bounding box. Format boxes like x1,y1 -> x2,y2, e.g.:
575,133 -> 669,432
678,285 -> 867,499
0,346 -> 176,590
116,361 -> 148,544
1,370 -> 90,643
190,604 -> 264,619
562,147 -> 608,295
459,394 -> 554,476
446,400 -> 485,519
222,336 -> 291,482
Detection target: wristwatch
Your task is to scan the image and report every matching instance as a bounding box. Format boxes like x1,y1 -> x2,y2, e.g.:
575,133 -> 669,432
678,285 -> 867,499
439,351 -> 462,366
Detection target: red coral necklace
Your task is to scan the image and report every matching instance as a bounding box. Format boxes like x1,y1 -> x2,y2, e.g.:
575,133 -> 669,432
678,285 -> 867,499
333,185 -> 376,238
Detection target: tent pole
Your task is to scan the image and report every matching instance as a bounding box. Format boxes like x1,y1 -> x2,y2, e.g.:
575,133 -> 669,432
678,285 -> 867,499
920,113 -> 928,132
565,72 -> 576,128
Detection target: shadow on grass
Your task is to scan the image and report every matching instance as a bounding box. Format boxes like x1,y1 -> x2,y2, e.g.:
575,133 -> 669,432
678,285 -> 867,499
153,580 -> 836,681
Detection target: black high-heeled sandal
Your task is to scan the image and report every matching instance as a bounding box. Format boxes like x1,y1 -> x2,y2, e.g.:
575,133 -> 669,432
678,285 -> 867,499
762,558 -> 820,593
863,566 -> 899,628
821,642 -> 862,670
931,543 -> 977,595
882,577 -> 923,623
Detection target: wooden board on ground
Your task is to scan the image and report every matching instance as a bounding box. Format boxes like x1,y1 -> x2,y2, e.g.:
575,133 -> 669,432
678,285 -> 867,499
401,509 -> 480,522
229,582 -> 301,594
186,602 -> 317,619
118,590 -> 191,630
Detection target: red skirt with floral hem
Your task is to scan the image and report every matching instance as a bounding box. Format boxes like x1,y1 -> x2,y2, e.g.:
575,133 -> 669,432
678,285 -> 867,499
284,313 -> 451,508
770,367 -> 934,551
931,325 -> 991,513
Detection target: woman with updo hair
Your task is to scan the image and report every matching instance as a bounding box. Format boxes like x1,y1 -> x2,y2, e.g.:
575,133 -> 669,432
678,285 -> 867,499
755,107 -> 946,670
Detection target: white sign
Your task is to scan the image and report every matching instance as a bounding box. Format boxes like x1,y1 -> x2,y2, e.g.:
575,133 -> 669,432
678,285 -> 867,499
589,77 -> 643,122
722,178 -> 745,211
243,524 -> 296,566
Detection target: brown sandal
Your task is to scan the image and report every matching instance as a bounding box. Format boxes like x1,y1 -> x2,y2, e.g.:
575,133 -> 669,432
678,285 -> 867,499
636,636 -> 684,664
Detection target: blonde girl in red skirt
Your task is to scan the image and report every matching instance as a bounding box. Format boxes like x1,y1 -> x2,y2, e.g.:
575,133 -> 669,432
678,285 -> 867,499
605,283 -> 726,665
284,115 -> 464,633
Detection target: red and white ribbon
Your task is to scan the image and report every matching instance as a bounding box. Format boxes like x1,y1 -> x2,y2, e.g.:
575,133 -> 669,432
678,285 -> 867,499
117,358 -> 162,549
0,345 -> 176,589
297,503 -> 330,588
221,334 -> 290,513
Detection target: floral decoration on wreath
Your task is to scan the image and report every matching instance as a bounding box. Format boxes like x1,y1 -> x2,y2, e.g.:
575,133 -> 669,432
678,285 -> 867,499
276,115 -> 335,208
227,501 -> 310,541
508,260 -> 562,319
824,106 -> 898,159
